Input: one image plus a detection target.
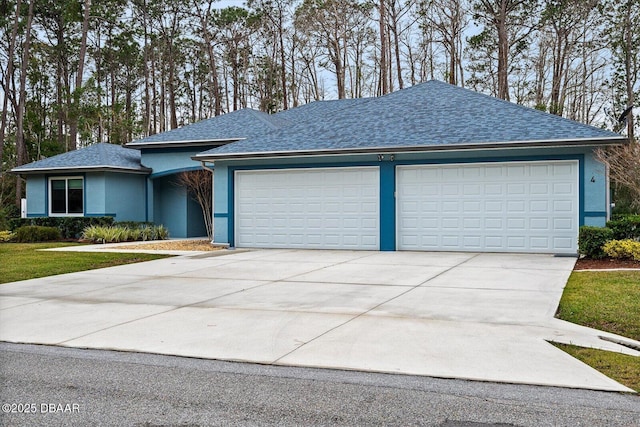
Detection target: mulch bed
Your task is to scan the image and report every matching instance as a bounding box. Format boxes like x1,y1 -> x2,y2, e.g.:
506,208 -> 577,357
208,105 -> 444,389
574,257 -> 640,271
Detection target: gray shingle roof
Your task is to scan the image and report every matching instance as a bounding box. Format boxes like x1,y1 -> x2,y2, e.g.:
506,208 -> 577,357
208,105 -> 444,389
197,80 -> 624,159
12,143 -> 150,174
274,98 -> 368,123
127,108 -> 284,146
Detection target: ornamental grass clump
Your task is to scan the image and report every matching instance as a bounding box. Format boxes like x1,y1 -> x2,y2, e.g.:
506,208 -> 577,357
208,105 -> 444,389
603,239 -> 640,261
82,224 -> 169,243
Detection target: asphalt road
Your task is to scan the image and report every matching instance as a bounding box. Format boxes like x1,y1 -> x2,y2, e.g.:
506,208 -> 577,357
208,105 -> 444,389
0,343 -> 638,427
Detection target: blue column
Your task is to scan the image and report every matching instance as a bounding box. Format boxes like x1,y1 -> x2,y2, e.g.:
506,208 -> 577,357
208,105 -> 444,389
379,162 -> 396,251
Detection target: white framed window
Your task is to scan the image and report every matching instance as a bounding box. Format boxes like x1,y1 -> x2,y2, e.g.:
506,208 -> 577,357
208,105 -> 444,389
49,176 -> 84,216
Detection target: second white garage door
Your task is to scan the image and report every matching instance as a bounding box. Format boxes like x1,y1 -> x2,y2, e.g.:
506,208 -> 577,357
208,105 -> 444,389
235,167 -> 379,249
397,161 -> 579,254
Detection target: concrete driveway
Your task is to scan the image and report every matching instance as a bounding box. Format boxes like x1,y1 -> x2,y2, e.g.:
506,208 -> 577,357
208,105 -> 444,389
1,249 -> 638,392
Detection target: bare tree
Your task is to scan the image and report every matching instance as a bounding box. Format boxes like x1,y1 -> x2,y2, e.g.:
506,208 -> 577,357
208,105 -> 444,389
177,170 -> 213,239
295,0 -> 374,99
596,143 -> 640,211
471,0 -> 538,100
421,0 -> 468,86
68,0 -> 91,150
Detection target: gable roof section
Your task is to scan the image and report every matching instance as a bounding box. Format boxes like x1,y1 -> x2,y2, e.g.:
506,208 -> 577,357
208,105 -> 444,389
11,143 -> 150,175
196,80 -> 625,160
126,108 -> 285,148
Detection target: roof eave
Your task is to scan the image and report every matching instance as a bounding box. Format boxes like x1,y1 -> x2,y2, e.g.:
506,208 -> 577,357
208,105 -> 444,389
10,165 -> 152,175
194,136 -> 628,161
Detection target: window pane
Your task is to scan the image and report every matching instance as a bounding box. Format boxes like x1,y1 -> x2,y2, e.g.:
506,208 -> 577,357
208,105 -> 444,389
68,179 -> 83,190
68,189 -> 83,213
51,180 -> 66,190
68,179 -> 83,214
51,180 -> 66,213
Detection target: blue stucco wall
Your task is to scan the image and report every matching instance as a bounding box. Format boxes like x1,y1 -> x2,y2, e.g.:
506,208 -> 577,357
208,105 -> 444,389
213,145 -> 609,248
154,175 -> 186,237
25,172 -> 146,221
106,173 -> 146,222
141,149 -> 205,177
25,175 -> 46,216
152,174 -> 206,238
187,196 -> 208,237
85,173 -> 106,216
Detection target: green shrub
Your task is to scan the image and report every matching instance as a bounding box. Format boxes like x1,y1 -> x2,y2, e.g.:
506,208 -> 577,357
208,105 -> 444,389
603,239 -> 640,261
606,215 -> 640,240
0,205 -> 20,231
15,225 -> 61,243
578,226 -> 614,259
9,217 -> 115,239
82,224 -> 169,243
0,230 -> 15,242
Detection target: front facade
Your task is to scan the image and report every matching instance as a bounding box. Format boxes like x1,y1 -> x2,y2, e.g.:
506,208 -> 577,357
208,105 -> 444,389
14,81 -> 625,251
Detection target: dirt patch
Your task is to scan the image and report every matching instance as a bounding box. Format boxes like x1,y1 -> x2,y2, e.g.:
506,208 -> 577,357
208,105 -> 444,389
574,257 -> 640,271
112,240 -> 222,252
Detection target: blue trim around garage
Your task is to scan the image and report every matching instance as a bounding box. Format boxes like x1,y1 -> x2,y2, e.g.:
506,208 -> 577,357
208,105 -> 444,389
584,211 -> 607,216
379,162 -> 396,251
224,154 -> 586,249
27,213 -> 47,218
579,154 -> 585,226
227,170 -> 235,247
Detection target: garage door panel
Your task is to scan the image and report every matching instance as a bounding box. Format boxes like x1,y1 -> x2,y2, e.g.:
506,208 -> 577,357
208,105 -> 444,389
397,161 -> 578,254
235,167 -> 379,250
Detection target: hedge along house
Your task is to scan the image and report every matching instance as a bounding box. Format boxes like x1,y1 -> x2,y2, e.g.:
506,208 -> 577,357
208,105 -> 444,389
13,81 -> 626,250
195,81 -> 626,254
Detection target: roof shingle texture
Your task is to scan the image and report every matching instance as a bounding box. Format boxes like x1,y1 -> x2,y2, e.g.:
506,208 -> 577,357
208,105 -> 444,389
13,143 -> 146,172
127,108 -> 285,144
202,80 -> 620,157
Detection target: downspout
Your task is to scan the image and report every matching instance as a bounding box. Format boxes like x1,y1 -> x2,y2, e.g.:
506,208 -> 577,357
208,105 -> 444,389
201,161 -> 215,243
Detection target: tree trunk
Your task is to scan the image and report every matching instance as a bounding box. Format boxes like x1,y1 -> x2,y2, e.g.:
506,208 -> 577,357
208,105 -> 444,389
623,0 -> 635,142
378,0 -> 388,95
278,8 -> 288,110
0,0 -> 22,174
15,0 -> 35,208
388,0 -> 403,90
69,0 -> 91,150
496,2 -> 509,100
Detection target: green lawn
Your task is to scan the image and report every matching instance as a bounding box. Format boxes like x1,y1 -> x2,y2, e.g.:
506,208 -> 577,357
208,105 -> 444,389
553,343 -> 640,392
557,271 -> 640,341
556,270 -> 640,392
0,243 -> 171,284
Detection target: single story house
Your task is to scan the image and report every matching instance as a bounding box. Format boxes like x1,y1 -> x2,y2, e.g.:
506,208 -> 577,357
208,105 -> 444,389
13,81 -> 626,254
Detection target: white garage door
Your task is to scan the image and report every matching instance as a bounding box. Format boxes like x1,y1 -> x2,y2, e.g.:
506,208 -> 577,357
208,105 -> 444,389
397,161 -> 578,254
235,167 -> 379,249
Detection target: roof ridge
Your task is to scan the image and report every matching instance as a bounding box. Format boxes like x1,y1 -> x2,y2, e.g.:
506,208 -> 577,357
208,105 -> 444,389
243,108 -> 284,130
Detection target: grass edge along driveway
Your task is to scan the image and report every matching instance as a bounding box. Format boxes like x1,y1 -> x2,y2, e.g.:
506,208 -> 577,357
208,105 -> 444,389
0,242 -> 171,284
555,270 -> 640,392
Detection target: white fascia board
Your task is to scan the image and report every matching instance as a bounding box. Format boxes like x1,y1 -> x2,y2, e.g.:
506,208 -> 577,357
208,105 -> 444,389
11,165 -> 152,174
193,136 -> 628,161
